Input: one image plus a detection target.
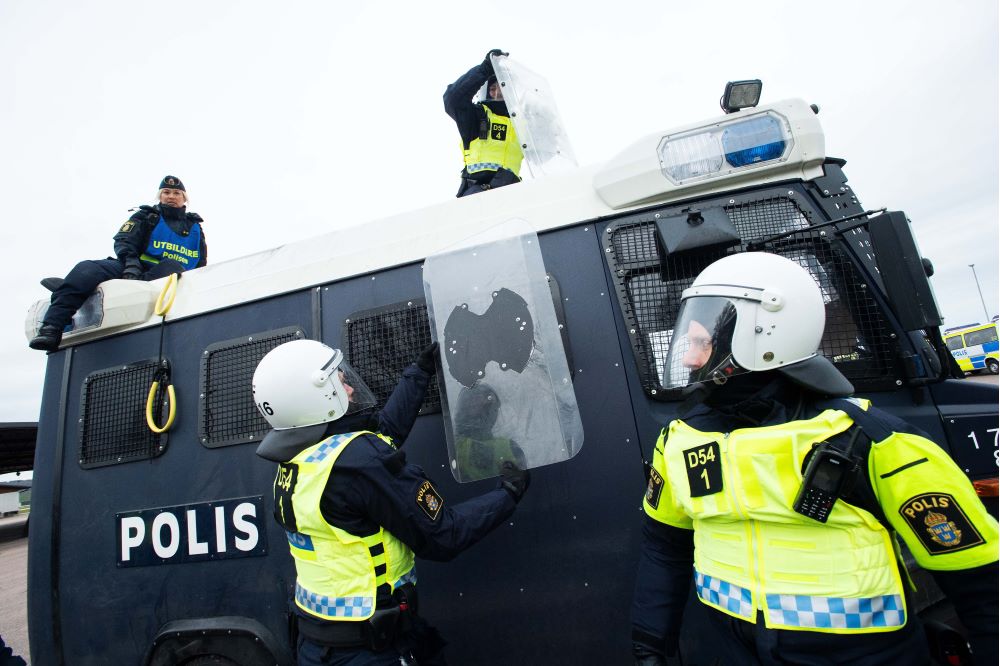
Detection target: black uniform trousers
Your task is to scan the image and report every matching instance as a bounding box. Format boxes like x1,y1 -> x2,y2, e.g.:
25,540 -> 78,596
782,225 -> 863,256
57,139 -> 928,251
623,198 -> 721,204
43,257 -> 185,329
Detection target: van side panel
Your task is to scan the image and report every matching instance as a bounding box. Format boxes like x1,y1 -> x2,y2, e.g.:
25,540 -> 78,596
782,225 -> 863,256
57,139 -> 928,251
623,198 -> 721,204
402,225 -> 644,663
30,294 -> 310,664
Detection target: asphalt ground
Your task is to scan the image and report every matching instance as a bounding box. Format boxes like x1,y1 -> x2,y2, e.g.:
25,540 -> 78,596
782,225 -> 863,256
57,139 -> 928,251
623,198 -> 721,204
0,514 -> 29,664
0,374 -> 993,664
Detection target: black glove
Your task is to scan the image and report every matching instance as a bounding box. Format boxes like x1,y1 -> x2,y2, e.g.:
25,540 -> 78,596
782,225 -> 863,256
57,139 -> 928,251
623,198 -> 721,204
122,262 -> 143,280
499,460 -> 530,502
483,48 -> 508,68
416,342 -> 439,375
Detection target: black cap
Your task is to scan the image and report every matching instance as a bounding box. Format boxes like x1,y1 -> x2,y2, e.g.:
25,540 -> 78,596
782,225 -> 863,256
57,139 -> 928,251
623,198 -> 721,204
158,175 -> 185,192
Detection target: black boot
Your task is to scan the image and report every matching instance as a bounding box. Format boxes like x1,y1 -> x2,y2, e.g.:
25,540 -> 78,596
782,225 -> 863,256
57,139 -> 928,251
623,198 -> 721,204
29,324 -> 63,351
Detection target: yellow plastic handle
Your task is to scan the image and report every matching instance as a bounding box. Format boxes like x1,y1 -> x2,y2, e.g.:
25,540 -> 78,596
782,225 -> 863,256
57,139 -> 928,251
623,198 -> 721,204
154,273 -> 179,317
145,381 -> 177,434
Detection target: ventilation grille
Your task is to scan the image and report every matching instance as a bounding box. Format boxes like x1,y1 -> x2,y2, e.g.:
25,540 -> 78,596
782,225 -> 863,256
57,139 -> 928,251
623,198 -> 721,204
199,327 -> 305,448
605,194 -> 899,398
79,360 -> 168,468
344,300 -> 440,414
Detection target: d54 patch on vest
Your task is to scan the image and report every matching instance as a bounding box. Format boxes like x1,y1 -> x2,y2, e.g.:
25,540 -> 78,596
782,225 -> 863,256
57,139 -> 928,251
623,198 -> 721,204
683,442 -> 723,498
491,122 -> 508,141
416,480 -> 443,521
646,467 -> 664,509
899,492 -> 985,555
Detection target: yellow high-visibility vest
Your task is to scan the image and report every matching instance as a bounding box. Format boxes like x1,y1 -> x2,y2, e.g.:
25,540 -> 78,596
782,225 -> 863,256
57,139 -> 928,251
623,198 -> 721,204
275,431 -> 416,621
463,105 -> 522,177
647,406 -> 905,633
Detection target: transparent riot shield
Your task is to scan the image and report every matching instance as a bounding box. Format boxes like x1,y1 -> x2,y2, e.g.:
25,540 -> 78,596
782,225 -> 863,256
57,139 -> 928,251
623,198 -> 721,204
490,55 -> 578,178
423,219 -> 583,482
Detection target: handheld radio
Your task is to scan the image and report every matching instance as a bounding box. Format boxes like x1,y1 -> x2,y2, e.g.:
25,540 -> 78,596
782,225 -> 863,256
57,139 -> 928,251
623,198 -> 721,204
793,428 -> 863,522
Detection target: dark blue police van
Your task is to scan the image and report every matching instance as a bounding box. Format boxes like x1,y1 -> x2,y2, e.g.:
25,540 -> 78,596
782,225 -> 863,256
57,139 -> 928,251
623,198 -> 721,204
25,77 -> 998,664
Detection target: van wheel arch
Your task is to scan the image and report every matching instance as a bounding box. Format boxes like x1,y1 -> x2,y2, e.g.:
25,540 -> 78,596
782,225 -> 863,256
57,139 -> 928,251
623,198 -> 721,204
145,616 -> 291,666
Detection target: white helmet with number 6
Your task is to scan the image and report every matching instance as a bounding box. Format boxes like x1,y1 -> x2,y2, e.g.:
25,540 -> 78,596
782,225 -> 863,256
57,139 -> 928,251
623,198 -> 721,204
252,340 -> 376,430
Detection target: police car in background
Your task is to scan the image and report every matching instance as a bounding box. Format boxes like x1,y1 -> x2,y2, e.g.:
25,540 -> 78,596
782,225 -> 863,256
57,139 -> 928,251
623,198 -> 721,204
944,321 -> 999,375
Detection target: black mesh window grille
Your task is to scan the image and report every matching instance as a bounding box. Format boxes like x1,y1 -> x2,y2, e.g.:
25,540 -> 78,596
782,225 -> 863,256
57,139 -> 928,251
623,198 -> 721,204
79,359 -> 168,468
605,193 -> 900,398
199,327 -> 305,448
344,300 -> 441,414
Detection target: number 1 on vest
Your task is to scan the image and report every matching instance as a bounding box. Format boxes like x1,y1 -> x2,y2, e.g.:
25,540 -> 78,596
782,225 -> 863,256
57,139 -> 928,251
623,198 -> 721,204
683,442 -> 723,498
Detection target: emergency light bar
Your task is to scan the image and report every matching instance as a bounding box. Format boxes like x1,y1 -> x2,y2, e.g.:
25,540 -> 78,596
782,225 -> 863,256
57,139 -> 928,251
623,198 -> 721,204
593,99 -> 825,210
657,111 -> 793,185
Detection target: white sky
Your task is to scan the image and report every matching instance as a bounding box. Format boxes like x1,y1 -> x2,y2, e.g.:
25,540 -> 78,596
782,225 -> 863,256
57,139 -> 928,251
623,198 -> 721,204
1,0 -> 997,422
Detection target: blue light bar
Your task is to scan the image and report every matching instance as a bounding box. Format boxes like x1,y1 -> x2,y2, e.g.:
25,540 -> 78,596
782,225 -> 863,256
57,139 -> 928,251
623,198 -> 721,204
722,116 -> 786,167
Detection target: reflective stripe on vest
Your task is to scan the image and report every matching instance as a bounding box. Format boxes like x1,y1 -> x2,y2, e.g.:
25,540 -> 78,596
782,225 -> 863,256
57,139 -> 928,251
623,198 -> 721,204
295,582 -> 374,619
465,162 -> 502,173
462,105 -> 522,177
278,431 -> 416,622
140,215 -> 201,268
652,404 -> 908,633
693,571 -> 904,629
765,590 -> 904,629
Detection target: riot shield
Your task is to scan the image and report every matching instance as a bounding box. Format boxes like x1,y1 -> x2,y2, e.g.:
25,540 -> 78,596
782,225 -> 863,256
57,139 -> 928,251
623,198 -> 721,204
423,219 -> 584,483
490,55 -> 578,178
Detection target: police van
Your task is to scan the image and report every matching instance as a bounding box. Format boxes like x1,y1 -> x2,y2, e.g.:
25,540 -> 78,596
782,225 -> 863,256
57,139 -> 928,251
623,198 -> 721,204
24,64 -> 999,665
943,322 -> 999,375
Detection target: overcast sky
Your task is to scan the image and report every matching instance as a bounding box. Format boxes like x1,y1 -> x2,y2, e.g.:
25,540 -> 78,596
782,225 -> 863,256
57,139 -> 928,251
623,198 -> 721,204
1,0 -> 997,423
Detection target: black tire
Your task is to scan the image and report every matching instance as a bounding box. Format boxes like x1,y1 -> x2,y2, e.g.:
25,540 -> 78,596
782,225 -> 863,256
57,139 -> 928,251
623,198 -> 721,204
986,358 -> 999,375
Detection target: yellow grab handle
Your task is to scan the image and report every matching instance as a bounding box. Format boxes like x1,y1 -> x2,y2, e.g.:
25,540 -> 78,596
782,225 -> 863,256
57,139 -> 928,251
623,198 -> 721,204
154,273 -> 179,317
146,381 -> 177,434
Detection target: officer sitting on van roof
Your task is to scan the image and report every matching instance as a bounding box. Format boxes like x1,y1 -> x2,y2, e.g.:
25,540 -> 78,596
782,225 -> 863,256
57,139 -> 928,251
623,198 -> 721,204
253,340 -> 529,664
29,175 -> 207,351
444,48 -> 523,197
631,252 -> 998,666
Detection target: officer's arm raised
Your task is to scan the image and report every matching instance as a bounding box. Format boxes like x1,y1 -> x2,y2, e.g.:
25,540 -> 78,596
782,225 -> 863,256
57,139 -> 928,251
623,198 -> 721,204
358,455 -> 516,562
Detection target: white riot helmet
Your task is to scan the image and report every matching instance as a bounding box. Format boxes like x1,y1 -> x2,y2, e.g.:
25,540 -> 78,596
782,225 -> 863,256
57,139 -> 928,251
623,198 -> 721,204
663,252 -> 853,395
252,340 -> 377,430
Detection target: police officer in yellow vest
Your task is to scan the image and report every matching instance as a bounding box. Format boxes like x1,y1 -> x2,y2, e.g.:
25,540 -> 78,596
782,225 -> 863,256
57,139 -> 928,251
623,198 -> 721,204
630,253 -> 999,665
254,340 -> 530,665
443,49 -> 523,197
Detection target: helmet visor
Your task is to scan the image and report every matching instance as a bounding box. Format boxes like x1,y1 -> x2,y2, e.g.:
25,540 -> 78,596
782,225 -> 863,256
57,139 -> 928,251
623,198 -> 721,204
663,296 -> 746,388
332,360 -> 378,415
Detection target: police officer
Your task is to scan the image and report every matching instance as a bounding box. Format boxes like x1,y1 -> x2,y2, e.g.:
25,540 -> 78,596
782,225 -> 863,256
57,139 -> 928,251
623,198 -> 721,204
631,252 -> 999,665
443,49 -> 523,197
253,340 -> 530,665
29,175 -> 207,351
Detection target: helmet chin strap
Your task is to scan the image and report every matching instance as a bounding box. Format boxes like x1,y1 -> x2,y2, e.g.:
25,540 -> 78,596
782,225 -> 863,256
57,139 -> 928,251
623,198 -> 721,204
709,354 -> 739,385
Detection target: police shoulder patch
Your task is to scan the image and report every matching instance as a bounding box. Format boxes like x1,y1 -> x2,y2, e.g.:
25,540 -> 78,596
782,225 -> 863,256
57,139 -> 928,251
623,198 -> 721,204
416,480 -> 443,521
645,467 -> 664,509
119,220 -> 135,233
898,492 -> 985,555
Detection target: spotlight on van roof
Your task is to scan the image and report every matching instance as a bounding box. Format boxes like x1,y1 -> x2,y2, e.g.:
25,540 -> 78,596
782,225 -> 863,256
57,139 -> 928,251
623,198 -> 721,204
721,80 -> 762,113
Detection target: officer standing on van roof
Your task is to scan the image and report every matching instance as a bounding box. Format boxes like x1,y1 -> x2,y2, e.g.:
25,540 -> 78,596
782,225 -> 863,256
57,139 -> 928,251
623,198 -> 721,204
443,48 -> 524,197
630,253 -> 998,665
29,175 -> 207,351
253,340 -> 530,665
